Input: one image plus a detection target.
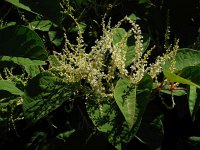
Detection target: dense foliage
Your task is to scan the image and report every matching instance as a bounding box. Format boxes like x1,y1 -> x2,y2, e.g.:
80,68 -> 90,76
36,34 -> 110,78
0,0 -> 200,150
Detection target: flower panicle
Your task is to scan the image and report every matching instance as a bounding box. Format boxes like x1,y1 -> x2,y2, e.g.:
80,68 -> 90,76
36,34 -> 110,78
49,15 -> 179,98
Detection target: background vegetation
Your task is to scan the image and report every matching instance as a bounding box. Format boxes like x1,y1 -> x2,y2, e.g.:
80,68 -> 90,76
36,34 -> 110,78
0,0 -> 200,150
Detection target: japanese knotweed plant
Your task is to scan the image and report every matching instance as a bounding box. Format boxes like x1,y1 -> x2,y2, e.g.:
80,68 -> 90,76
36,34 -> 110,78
48,16 -> 180,149
49,16 -> 178,96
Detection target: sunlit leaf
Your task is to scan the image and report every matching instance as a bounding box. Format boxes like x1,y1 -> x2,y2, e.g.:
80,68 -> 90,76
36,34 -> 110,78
87,74 -> 152,149
0,80 -> 23,96
114,74 -> 153,129
114,78 -> 136,129
113,28 -> 127,45
0,56 -> 46,77
0,56 -> 45,66
163,48 -> 200,72
163,71 -> 200,89
29,20 -> 52,31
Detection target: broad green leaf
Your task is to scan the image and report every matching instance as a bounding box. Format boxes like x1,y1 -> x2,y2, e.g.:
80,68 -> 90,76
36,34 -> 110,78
0,80 -> 23,96
114,74 -> 153,129
5,0 -> 33,13
6,0 -> 63,25
178,66 -> 200,121
0,25 -> 48,60
86,96 -> 136,150
163,48 -> 200,72
23,72 -> 79,122
188,86 -> 197,120
29,20 -> 52,31
0,56 -> 46,77
0,56 -> 45,66
175,49 -> 200,71
87,74 -> 152,149
178,66 -> 200,85
24,65 -> 41,77
163,71 -> 200,89
114,78 -> 136,129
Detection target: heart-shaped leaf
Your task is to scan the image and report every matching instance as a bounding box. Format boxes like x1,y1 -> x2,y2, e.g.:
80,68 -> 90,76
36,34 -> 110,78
114,74 -> 153,129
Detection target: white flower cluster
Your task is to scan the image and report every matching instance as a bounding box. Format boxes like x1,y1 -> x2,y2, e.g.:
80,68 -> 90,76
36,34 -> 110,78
49,16 -> 179,96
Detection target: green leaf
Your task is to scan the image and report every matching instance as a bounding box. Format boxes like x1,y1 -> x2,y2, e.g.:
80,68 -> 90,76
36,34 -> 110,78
68,22 -> 87,33
178,66 -> 200,121
188,86 -> 198,120
0,56 -> 45,66
125,34 -> 150,67
29,20 -> 52,31
48,31 -> 63,46
163,71 -> 200,89
87,74 -> 152,149
192,89 -> 200,121
86,97 -> 135,150
23,72 -> 79,122
114,78 -> 137,129
0,80 -> 23,96
56,129 -> 76,140
24,65 -> 41,78
5,0 -> 33,13
188,136 -> 200,142
160,84 -> 187,96
0,56 -> 46,77
178,66 -> 200,85
114,74 -> 153,129
163,48 -> 200,72
160,89 -> 187,96
26,132 -> 48,149
113,28 -> 127,45
6,0 -> 63,25
48,55 -> 62,67
112,28 -> 150,67
128,13 -> 140,21
0,25 -> 48,60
